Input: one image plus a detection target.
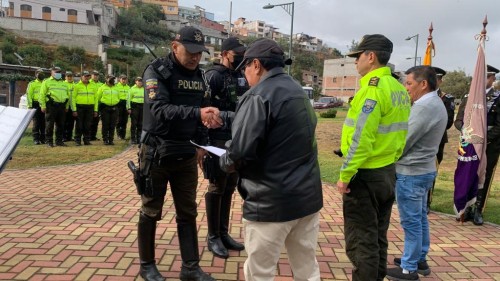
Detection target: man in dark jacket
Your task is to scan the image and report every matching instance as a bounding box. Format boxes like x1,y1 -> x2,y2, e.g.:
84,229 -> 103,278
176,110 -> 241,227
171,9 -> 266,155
219,38 -> 323,281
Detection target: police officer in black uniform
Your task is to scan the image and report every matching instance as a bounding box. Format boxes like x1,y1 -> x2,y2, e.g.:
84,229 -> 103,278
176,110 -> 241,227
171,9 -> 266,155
203,37 -> 248,259
427,67 -> 455,213
455,64 -> 500,225
137,26 -> 221,281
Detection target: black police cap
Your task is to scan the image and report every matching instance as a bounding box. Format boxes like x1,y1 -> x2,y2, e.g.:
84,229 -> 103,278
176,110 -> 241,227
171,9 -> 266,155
347,34 -> 393,57
222,37 -> 246,53
236,38 -> 292,71
432,67 -> 446,77
174,26 -> 209,54
487,64 -> 499,74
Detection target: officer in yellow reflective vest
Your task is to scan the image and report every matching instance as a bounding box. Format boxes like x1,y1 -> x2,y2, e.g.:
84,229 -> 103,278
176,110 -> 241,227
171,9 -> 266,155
27,68 -> 46,145
336,34 -> 411,281
90,70 -> 104,141
127,77 -> 144,145
115,74 -> 131,140
63,71 -> 76,142
72,71 -> 99,146
39,66 -> 70,147
96,75 -> 120,145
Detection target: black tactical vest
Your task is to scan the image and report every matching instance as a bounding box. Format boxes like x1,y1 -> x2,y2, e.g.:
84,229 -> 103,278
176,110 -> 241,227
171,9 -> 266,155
207,64 -> 249,112
142,55 -> 208,144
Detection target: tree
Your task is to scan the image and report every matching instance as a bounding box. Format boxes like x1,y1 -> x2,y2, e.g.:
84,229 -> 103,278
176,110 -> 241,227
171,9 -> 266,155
1,35 -> 17,64
18,44 -> 47,66
113,1 -> 171,44
348,39 -> 359,53
441,69 -> 472,99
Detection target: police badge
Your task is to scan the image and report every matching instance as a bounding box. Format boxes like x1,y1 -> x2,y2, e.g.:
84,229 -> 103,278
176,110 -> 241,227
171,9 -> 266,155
362,99 -> 377,113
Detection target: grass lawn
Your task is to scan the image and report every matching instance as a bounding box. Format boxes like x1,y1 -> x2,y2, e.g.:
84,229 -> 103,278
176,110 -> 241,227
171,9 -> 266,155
5,126 -> 130,170
6,110 -> 500,225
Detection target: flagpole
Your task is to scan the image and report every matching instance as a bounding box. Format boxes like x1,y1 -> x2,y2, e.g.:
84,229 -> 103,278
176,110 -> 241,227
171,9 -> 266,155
479,15 -> 492,214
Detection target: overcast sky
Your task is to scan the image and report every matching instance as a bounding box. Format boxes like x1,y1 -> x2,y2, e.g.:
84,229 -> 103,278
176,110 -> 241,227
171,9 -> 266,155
180,0 -> 500,75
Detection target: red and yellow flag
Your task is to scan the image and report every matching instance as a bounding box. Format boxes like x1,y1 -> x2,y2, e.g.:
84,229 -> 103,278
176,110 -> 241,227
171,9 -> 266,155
422,23 -> 435,66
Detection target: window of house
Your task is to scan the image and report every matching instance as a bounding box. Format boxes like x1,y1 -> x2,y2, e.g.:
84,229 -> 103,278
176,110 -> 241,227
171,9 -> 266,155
60,8 -> 65,11
9,2 -> 14,9
68,9 -> 77,16
20,4 -> 32,11
332,77 -> 337,83
42,6 -> 51,13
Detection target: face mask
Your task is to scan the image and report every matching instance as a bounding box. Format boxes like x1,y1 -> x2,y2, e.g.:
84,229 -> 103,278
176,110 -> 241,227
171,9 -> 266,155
36,73 -> 44,80
54,73 -> 62,80
231,55 -> 244,70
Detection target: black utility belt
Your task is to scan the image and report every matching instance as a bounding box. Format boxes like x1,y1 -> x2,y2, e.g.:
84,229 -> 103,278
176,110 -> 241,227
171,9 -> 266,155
77,104 -> 94,108
131,102 -> 143,107
49,101 -> 66,106
101,104 -> 118,109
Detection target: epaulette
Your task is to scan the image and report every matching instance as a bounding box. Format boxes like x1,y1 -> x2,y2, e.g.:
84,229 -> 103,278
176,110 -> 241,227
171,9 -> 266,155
444,93 -> 454,99
151,57 -> 172,80
368,77 -> 379,87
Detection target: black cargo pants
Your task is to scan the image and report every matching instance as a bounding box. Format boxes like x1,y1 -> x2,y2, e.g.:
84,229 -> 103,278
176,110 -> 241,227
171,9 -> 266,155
343,164 -> 396,281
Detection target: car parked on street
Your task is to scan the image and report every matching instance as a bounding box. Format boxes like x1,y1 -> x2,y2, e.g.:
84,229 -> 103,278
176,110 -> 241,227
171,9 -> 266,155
313,96 -> 343,109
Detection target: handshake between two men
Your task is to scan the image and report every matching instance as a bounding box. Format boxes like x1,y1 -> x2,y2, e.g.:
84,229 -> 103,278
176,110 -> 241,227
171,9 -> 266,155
200,107 -> 226,129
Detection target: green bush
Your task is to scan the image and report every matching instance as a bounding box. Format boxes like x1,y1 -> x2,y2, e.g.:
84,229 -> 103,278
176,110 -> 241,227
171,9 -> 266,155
19,44 -> 47,67
320,109 -> 337,118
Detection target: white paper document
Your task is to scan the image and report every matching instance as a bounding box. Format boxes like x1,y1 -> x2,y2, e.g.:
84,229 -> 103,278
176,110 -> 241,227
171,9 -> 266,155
190,140 -> 226,157
0,105 -> 35,173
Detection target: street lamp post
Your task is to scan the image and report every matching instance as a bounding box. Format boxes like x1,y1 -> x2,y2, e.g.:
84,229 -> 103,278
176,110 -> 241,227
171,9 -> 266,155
263,2 -> 294,75
406,56 -> 421,66
405,34 -> 419,67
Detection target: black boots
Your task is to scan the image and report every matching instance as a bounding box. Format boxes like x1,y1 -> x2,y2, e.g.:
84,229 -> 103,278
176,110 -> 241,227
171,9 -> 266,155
205,193 -> 229,259
463,206 -> 474,222
220,192 -> 245,251
177,223 -> 215,281
138,213 -> 166,281
473,193 -> 484,225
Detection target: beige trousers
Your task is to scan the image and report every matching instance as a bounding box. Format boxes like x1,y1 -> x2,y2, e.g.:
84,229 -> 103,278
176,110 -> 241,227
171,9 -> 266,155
243,212 -> 321,281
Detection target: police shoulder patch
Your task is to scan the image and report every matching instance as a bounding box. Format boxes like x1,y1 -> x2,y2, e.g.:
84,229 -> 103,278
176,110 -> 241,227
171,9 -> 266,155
362,99 -> 377,114
145,79 -> 159,100
368,77 -> 379,86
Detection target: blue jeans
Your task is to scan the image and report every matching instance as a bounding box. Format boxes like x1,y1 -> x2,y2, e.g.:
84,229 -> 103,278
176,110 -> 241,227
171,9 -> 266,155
396,172 -> 436,271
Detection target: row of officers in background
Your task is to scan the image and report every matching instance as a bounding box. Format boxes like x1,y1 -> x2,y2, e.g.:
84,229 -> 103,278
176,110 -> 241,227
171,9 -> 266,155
26,68 -> 144,147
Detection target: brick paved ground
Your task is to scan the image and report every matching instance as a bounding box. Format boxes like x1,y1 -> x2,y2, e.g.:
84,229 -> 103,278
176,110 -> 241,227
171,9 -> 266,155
0,147 -> 499,281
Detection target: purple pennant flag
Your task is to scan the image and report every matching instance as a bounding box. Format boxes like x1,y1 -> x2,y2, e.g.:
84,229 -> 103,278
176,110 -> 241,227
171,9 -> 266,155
453,30 -> 487,218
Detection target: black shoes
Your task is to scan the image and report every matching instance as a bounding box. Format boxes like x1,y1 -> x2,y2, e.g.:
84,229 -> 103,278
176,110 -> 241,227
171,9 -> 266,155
83,140 -> 92,145
221,233 -> 245,251
34,140 -> 41,145
457,206 -> 484,225
180,265 -> 215,281
75,140 -> 82,146
394,257 -> 431,276
47,142 -> 54,148
473,208 -> 484,225
55,141 -> 67,147
386,266 -> 419,281
139,262 -> 166,281
207,237 -> 229,259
